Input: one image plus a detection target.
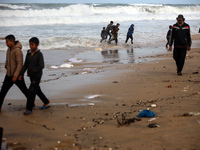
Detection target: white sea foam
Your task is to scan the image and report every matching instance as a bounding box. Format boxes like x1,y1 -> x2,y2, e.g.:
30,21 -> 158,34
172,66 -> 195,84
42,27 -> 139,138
0,3 -> 199,26
0,3 -> 30,10
0,3 -> 199,51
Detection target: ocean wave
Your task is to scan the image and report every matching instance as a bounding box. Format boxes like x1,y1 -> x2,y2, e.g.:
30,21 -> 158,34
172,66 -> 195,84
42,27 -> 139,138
0,3 -> 30,10
0,3 -> 200,26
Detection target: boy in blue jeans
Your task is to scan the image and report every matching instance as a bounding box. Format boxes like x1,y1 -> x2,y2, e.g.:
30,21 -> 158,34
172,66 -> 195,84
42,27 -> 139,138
19,37 -> 50,115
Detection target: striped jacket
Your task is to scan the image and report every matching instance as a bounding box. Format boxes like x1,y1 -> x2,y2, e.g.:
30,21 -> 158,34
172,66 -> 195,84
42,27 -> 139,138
169,22 -> 192,48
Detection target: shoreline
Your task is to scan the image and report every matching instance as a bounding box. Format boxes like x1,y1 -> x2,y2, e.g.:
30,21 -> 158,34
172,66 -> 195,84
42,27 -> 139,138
0,34 -> 200,150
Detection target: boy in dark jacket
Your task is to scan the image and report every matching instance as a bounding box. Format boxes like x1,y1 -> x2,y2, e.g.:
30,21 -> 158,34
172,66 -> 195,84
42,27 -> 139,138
169,14 -> 192,76
100,27 -> 107,43
0,35 -> 29,111
106,21 -> 114,41
166,25 -> 172,49
19,37 -> 50,115
125,24 -> 134,44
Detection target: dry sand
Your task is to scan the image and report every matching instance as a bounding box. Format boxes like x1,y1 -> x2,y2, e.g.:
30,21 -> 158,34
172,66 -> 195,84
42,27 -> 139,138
0,35 -> 200,150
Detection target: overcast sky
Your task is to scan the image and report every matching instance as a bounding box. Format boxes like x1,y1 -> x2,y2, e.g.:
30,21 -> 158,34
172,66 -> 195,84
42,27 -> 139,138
0,0 -> 199,4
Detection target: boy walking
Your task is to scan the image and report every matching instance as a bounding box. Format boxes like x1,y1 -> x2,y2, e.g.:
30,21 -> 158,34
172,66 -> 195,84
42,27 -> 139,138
0,35 -> 29,111
19,37 -> 50,115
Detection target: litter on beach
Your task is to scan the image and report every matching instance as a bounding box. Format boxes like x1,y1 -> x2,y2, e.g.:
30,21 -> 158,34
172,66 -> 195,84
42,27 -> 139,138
50,65 -> 59,69
83,68 -> 97,71
137,110 -> 156,118
60,63 -> 73,68
68,58 -> 83,63
86,95 -> 100,99
88,103 -> 95,106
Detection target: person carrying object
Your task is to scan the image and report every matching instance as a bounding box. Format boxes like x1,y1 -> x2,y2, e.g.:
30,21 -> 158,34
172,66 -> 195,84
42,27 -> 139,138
109,23 -> 120,45
106,21 -> 114,41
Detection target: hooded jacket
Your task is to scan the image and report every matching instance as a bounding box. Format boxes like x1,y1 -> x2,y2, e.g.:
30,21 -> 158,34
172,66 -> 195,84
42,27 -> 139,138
127,24 -> 134,36
169,22 -> 192,48
5,41 -> 23,78
20,50 -> 44,78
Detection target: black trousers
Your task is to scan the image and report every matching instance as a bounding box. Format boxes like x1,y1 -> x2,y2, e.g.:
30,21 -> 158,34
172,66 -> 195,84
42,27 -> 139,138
0,75 -> 29,108
26,76 -> 49,111
166,37 -> 170,46
173,47 -> 187,73
107,32 -> 112,40
112,33 -> 118,44
125,35 -> 133,43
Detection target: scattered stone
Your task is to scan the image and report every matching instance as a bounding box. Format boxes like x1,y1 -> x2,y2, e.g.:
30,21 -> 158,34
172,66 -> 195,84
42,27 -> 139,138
148,123 -> 160,128
168,85 -> 172,88
117,113 -> 141,127
151,104 -> 157,107
193,71 -> 199,74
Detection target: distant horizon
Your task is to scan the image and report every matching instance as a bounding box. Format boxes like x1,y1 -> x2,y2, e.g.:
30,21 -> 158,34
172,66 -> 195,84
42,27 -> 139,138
0,0 -> 200,4
1,2 -> 200,4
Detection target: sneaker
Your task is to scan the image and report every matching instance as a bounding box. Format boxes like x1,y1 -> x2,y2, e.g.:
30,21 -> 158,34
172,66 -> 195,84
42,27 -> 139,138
24,110 -> 32,115
41,102 -> 50,110
177,72 -> 182,76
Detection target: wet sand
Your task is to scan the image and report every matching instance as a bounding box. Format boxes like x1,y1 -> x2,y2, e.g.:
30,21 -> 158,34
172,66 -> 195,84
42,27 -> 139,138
0,34 -> 200,150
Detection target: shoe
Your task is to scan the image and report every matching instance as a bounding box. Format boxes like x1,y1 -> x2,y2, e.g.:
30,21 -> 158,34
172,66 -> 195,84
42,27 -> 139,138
41,102 -> 50,110
24,110 -> 32,115
177,72 -> 182,76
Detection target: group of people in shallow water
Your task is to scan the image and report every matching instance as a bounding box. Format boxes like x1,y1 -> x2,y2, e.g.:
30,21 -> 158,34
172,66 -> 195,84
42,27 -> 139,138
100,21 -> 134,45
101,14 -> 192,77
0,14 -> 193,117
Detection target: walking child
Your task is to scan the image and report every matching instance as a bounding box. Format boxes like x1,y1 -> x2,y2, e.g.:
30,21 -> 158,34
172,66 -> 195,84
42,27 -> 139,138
19,37 -> 50,115
125,24 -> 134,44
0,35 -> 29,111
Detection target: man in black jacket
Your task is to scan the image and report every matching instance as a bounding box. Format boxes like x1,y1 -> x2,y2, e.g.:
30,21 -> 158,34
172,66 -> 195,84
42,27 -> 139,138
169,14 -> 192,76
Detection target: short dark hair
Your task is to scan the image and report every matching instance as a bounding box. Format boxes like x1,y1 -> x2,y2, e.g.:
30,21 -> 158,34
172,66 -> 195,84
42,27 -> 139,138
110,21 -> 113,24
29,37 -> 39,45
5,34 -> 15,42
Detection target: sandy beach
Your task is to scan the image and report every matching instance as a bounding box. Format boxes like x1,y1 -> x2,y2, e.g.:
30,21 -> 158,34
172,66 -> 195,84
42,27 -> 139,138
0,34 -> 200,150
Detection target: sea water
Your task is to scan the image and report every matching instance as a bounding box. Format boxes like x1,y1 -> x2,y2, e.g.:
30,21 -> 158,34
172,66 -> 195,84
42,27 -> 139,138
0,3 -> 199,101
0,3 -> 200,53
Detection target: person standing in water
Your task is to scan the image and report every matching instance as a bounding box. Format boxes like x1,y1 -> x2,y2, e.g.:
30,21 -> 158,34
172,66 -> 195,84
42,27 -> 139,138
125,24 -> 134,44
106,21 -> 114,41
